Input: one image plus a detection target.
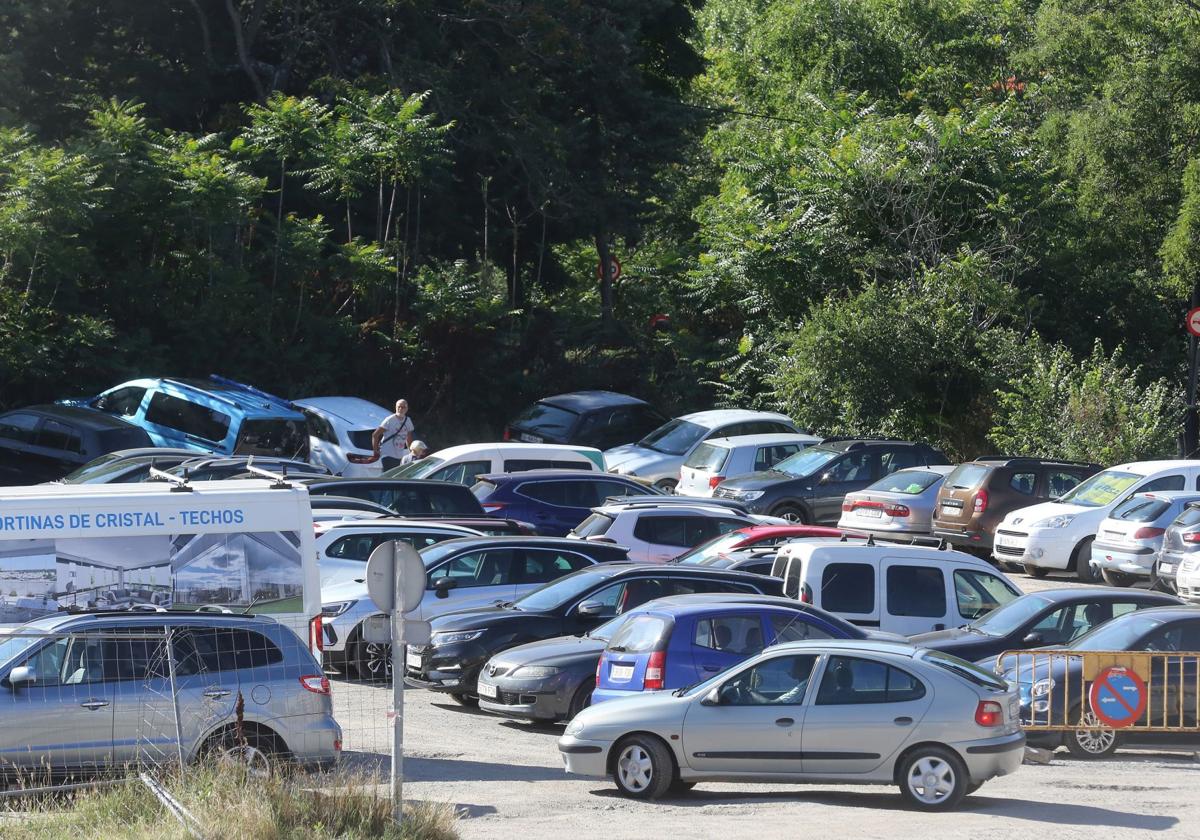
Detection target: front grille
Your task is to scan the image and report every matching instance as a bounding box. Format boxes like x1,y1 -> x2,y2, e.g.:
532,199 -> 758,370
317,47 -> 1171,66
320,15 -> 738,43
995,529 -> 1027,539
995,544 -> 1025,558
484,663 -> 511,679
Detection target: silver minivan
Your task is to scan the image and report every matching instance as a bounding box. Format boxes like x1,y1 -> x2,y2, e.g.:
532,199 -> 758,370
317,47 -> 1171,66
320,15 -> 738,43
0,613 -> 340,779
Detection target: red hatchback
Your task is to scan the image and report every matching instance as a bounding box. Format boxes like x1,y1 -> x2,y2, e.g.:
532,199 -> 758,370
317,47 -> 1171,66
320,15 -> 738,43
670,524 -> 845,565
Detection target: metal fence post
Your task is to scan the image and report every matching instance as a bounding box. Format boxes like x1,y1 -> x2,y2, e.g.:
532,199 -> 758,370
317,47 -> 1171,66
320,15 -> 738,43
391,566 -> 406,827
165,628 -> 186,771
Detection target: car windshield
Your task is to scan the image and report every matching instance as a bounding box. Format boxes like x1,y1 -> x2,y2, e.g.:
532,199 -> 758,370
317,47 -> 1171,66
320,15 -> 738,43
945,463 -> 989,490
608,615 -> 669,652
770,447 -> 840,478
513,402 -> 579,438
572,513 -> 614,538
587,615 -> 627,642
0,632 -> 43,669
673,531 -> 748,564
60,455 -> 143,484
864,469 -> 944,495
234,418 -> 309,459
684,442 -> 729,472
512,568 -> 622,612
386,457 -> 445,479
1110,496 -> 1171,523
418,540 -> 477,569
921,650 -> 1008,691
637,419 -> 709,456
1057,469 -> 1142,508
1070,614 -> 1165,651
970,594 -> 1052,636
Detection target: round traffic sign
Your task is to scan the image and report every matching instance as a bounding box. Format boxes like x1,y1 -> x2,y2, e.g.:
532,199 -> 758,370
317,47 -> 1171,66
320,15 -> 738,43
1188,307 -> 1200,338
595,256 -> 622,282
1088,666 -> 1147,729
365,540 -> 427,614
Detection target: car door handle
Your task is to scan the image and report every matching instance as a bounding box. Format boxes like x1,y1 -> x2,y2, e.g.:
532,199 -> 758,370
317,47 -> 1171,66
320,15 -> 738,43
203,688 -> 231,699
894,716 -> 913,726
80,699 -> 109,710
933,624 -> 945,631
701,665 -> 721,672
775,718 -> 795,727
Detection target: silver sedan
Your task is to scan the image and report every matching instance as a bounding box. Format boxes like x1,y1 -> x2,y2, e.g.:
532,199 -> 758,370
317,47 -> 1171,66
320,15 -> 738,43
837,466 -> 955,536
557,640 -> 1024,810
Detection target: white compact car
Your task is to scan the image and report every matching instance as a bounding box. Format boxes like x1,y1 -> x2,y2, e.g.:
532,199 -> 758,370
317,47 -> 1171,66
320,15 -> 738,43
568,499 -> 785,564
385,442 -> 604,484
993,461 -> 1200,581
770,539 -> 1020,635
604,409 -> 799,492
295,396 -> 392,477
1091,491 -> 1200,587
676,433 -> 820,497
314,518 -> 482,587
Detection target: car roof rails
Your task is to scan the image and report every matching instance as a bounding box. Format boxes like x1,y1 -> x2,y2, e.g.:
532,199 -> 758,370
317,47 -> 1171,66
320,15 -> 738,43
818,436 -> 909,446
208,375 -> 299,412
972,455 -> 1097,468
600,495 -> 753,515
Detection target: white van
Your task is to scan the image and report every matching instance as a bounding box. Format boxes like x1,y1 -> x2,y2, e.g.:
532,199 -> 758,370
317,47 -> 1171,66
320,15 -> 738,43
0,478 -> 322,652
385,442 -> 604,484
994,460 -> 1200,581
769,539 -> 1021,635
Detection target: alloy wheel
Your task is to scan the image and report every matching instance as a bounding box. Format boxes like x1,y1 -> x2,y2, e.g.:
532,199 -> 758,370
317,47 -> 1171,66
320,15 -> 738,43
617,744 -> 654,792
906,756 -> 956,805
1072,710 -> 1116,756
363,642 -> 392,679
217,743 -> 273,780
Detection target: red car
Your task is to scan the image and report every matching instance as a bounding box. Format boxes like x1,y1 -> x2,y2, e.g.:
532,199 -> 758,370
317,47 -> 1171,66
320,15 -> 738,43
670,524 -> 846,565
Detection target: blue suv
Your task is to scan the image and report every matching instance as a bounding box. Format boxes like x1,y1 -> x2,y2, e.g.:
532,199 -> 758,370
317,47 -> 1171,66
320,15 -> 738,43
592,599 -> 869,704
72,376 -> 309,459
470,470 -> 660,536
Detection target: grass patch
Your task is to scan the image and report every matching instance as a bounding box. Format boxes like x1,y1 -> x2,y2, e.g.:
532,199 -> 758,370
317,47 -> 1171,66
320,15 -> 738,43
1,768 -> 459,840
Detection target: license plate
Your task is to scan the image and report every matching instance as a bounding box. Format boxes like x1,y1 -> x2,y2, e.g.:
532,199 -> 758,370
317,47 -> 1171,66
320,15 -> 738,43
477,681 -> 497,699
610,664 -> 634,681
1160,563 -> 1174,574
995,534 -> 1023,548
941,504 -> 961,517
856,508 -> 882,518
406,650 -> 422,669
519,432 -> 542,443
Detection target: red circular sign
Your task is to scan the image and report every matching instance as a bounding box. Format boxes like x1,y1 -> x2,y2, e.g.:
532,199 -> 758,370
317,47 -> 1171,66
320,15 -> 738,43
1088,666 -> 1147,729
1187,307 -> 1200,338
596,256 -> 622,282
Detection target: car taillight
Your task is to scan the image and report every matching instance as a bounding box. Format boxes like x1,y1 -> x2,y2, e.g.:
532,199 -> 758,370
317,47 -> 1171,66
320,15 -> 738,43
975,700 -> 1003,727
309,614 -> 324,655
1183,532 -> 1200,543
644,651 -> 665,690
800,583 -> 813,604
595,655 -> 603,686
1133,527 -> 1166,540
973,489 -> 988,514
883,504 -> 910,518
481,503 -> 507,513
503,428 -> 511,441
841,500 -> 854,512
709,475 -> 725,490
300,674 -> 331,695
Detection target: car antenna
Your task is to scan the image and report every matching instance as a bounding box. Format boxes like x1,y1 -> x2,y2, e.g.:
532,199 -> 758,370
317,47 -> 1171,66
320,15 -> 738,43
149,466 -> 193,492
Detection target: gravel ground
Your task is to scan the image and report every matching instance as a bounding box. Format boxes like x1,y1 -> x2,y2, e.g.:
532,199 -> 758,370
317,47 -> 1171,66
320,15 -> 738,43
329,568 -> 1200,840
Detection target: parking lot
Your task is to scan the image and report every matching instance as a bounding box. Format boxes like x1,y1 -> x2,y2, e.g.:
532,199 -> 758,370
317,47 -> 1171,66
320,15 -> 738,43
324,571 -> 1200,840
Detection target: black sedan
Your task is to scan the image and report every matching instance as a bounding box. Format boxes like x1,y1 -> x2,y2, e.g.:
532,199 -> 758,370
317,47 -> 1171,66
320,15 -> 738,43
910,588 -> 1182,662
995,606 -> 1200,758
404,565 -> 784,705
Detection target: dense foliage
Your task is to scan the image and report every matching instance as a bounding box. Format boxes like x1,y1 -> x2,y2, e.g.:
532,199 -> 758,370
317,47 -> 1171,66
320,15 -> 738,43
1,0 -> 1197,458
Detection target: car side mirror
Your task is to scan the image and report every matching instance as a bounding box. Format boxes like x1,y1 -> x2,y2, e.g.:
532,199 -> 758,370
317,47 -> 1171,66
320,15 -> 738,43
818,472 -> 832,485
576,600 -> 605,617
700,687 -> 722,706
433,577 -> 457,599
6,666 -> 33,689
1022,632 -> 1044,646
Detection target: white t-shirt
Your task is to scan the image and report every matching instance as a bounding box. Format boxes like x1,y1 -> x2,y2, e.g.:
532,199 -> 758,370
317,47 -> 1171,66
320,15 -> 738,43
378,414 -> 414,459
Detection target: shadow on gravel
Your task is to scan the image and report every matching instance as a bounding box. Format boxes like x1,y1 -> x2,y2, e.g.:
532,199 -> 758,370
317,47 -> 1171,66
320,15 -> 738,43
588,788 -> 1178,829
336,750 -> 563,784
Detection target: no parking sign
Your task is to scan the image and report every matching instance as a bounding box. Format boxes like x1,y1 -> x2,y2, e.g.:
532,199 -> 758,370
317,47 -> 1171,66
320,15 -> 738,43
1088,666 -> 1147,729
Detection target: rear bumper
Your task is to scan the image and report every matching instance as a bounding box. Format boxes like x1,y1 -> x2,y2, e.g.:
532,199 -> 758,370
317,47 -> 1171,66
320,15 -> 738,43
934,526 -> 993,550
1091,543 -> 1155,575
954,731 -> 1026,781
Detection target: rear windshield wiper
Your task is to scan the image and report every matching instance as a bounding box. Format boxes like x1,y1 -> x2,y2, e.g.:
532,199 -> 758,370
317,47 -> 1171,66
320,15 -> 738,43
608,645 -> 628,653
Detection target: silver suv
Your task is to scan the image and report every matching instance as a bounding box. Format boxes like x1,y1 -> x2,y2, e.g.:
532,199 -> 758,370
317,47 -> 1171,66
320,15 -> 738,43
0,612 -> 340,779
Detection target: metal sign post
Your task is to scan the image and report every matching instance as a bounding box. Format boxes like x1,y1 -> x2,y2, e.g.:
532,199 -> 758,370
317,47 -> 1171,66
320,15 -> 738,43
391,579 -> 406,827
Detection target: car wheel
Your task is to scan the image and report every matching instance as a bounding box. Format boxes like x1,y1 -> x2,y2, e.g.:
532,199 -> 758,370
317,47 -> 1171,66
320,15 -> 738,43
1023,563 -> 1049,579
1073,538 -> 1100,583
898,746 -> 967,811
611,735 -> 675,800
653,479 -> 678,493
772,504 -> 808,524
205,728 -> 280,780
1101,569 -> 1136,588
566,681 -> 593,720
1065,707 -> 1119,759
353,640 -> 392,682
449,692 -> 479,707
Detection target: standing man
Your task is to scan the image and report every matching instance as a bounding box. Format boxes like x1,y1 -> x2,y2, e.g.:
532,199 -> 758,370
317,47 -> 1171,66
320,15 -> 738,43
373,399 -> 415,470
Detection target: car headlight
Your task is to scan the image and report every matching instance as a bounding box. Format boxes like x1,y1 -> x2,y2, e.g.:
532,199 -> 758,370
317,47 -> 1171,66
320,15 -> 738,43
509,665 -> 561,679
736,491 -> 764,501
565,718 -> 585,736
322,600 -> 357,618
1031,678 -> 1056,697
431,629 -> 485,645
1032,514 -> 1076,529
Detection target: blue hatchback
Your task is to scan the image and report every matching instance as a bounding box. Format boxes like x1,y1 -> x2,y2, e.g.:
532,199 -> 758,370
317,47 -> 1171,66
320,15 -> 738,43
470,470 -> 660,536
592,599 -> 868,704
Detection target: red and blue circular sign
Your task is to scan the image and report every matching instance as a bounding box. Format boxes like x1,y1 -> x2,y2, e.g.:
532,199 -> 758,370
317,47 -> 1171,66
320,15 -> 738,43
1088,666 -> 1147,729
